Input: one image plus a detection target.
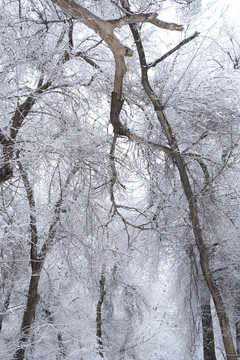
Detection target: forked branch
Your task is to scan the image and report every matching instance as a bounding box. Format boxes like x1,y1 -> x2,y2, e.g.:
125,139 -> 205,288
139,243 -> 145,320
51,0 -> 183,101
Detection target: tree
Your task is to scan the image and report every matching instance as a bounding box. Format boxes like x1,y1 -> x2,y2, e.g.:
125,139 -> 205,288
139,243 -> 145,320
47,0 -> 237,358
1,1 -> 240,359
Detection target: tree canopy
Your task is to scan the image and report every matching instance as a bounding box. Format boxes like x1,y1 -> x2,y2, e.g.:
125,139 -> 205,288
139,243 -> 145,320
0,1 -> 240,359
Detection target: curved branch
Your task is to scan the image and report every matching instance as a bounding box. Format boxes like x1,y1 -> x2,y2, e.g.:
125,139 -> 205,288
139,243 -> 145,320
184,152 -> 210,190
148,17 -> 183,31
110,13 -> 183,31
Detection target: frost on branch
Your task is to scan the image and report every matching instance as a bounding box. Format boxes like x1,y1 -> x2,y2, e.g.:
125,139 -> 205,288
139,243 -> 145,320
51,0 -> 184,101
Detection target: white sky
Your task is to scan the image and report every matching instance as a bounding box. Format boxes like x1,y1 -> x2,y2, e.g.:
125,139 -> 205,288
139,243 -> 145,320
208,0 -> 240,27
226,0 -> 240,19
162,0 -> 240,32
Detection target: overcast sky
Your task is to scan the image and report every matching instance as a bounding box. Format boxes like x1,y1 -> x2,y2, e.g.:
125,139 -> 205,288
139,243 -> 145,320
227,0 -> 240,18
215,0 -> 240,25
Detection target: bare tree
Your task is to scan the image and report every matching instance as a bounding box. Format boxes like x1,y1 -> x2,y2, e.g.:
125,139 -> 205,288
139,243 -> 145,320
0,1 -> 239,359
48,1 -> 237,359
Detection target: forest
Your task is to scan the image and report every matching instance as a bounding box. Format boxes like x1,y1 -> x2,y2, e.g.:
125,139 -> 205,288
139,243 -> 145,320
0,0 -> 240,359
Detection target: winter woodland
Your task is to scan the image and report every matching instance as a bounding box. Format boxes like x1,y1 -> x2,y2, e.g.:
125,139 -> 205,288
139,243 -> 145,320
0,0 -> 240,359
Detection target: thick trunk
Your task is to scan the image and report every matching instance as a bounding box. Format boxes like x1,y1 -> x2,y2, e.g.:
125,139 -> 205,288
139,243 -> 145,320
202,297 -> 217,360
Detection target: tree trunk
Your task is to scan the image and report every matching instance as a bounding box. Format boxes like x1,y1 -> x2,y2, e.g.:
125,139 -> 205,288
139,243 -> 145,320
96,274 -> 106,358
202,296 -> 217,360
13,162 -> 78,359
13,264 -> 42,360
44,308 -> 66,359
235,303 -> 240,358
0,290 -> 11,333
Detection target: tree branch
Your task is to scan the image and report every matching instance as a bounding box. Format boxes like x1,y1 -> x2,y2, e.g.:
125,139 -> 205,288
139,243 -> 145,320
148,31 -> 200,69
110,13 -> 183,31
52,0 -> 184,32
39,165 -> 79,260
51,0 -> 184,100
75,51 -> 100,69
10,79 -> 52,140
128,132 -> 173,154
0,130 -> 14,184
183,152 -> 210,190
17,159 -> 39,267
0,24 -> 100,186
51,0 -> 105,30
149,17 -> 183,31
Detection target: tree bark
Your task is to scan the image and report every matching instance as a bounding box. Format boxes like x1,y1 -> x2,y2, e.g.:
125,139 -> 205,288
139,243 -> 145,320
0,290 -> 11,333
44,308 -> 66,359
235,302 -> 240,358
201,296 -> 217,360
13,163 -> 79,359
14,268 -> 41,360
96,273 -> 106,358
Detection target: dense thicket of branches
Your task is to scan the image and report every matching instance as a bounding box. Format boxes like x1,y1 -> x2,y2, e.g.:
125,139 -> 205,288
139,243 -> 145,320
0,1 -> 240,359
